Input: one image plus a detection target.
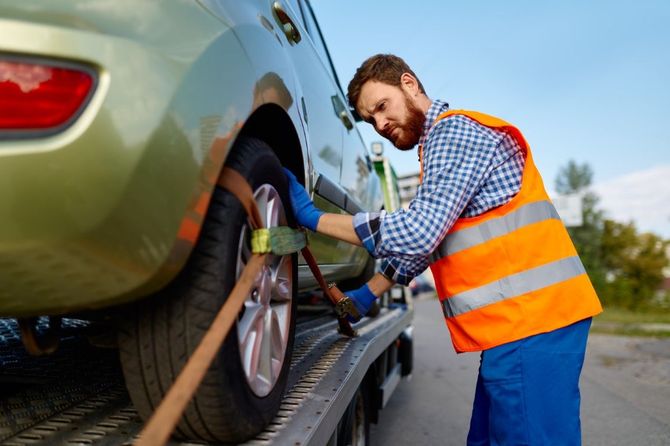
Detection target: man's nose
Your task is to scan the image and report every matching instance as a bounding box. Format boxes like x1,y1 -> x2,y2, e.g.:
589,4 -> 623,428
376,117 -> 389,133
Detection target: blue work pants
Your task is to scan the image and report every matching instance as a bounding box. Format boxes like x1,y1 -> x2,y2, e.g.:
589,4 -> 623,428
466,318 -> 592,446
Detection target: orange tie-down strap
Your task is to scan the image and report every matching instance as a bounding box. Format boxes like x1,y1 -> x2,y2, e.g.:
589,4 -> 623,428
135,167 -> 357,446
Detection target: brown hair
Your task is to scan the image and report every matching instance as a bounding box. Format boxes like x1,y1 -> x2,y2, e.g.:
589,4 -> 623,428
347,54 -> 425,108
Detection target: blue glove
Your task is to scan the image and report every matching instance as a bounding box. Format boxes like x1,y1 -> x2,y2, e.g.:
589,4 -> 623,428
283,168 -> 324,231
345,284 -> 377,322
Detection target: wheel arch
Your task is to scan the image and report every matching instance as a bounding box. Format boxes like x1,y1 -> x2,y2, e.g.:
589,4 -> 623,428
238,103 -> 307,185
123,104 -> 307,313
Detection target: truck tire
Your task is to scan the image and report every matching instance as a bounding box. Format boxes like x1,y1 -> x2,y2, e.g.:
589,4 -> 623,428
338,386 -> 370,446
118,137 -> 297,443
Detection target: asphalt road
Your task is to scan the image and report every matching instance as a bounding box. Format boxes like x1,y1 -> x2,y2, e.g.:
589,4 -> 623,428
371,297 -> 670,445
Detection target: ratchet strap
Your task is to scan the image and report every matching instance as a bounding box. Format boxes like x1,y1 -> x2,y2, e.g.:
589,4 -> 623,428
217,168 -> 359,333
135,167 -> 357,446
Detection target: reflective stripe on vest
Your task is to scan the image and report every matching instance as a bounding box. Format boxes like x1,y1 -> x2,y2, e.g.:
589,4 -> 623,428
425,109 -> 602,352
441,256 -> 586,318
430,200 -> 561,262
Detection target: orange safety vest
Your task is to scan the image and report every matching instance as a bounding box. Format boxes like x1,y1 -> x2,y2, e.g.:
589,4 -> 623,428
420,110 -> 602,353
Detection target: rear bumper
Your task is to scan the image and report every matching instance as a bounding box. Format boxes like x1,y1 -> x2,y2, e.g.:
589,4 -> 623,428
0,9 -> 248,316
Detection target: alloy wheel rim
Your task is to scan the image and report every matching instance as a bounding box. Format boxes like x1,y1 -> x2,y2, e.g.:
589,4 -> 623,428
236,184 -> 293,397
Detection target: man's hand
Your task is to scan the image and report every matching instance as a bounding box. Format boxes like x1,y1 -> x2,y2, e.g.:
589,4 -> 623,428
283,168 -> 324,232
344,283 -> 377,322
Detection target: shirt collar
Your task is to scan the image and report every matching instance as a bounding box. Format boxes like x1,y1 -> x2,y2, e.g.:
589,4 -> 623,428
419,100 -> 449,147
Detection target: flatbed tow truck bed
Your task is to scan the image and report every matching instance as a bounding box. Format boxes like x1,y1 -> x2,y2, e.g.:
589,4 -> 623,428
0,296 -> 412,446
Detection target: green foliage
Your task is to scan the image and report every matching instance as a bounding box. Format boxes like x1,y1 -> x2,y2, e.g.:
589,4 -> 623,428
601,221 -> 669,309
554,160 -> 670,312
554,161 -> 608,299
566,191 -> 607,291
555,160 -> 594,194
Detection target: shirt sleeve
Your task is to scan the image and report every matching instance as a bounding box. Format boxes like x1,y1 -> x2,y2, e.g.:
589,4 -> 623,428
352,212 -> 428,284
353,115 -> 504,261
380,256 -> 430,286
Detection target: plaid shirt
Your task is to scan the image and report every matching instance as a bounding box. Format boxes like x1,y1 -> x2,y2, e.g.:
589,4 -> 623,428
353,100 -> 525,285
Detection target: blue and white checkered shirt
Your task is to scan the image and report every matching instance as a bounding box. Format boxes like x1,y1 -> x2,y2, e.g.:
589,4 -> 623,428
353,100 -> 526,285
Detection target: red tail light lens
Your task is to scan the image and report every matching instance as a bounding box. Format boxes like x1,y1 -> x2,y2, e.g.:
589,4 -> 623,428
0,58 -> 94,133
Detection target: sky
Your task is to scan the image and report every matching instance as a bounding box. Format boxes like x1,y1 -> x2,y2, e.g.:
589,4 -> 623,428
311,0 -> 670,237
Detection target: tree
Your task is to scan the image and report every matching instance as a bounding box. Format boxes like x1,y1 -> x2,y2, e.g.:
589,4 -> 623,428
554,160 -> 607,295
555,160 -> 670,310
601,220 -> 669,309
555,160 -> 593,194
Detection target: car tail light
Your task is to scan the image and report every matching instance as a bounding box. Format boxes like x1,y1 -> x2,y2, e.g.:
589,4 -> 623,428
0,58 -> 95,133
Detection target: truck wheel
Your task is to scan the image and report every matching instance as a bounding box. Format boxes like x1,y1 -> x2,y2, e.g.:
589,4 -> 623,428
338,387 -> 370,446
118,137 -> 296,443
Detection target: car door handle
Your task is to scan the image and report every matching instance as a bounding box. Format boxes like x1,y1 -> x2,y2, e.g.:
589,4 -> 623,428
272,1 -> 301,44
331,95 -> 354,130
338,110 -> 354,130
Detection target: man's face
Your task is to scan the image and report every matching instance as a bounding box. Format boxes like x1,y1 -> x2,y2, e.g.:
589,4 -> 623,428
356,81 -> 426,150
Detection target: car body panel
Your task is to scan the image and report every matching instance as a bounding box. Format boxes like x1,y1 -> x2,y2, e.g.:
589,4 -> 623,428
0,0 -> 382,316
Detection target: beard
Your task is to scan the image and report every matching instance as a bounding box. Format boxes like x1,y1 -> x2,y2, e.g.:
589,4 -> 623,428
390,94 -> 426,151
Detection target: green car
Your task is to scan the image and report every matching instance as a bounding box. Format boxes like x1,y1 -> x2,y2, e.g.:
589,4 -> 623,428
0,0 -> 384,442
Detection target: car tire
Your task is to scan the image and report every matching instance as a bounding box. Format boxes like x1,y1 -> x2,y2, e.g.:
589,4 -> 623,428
118,137 -> 297,443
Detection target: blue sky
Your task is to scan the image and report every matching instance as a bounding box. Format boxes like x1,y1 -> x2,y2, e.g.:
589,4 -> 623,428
311,0 -> 670,236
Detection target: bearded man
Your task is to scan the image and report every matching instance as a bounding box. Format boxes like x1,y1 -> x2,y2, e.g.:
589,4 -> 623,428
283,54 -> 602,445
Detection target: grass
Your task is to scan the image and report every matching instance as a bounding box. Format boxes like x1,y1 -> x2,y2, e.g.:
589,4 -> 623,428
591,305 -> 670,338
596,306 -> 670,323
591,325 -> 670,338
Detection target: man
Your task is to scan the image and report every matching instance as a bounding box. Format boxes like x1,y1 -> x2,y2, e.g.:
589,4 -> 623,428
284,54 -> 602,445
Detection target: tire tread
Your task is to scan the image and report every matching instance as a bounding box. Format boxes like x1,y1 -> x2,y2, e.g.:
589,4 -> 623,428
118,137 -> 296,443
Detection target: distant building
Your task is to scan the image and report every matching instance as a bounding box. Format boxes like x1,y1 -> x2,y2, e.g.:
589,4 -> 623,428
397,172 -> 420,209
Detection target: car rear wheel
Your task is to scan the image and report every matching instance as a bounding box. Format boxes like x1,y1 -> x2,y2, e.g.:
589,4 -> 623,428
118,137 -> 296,443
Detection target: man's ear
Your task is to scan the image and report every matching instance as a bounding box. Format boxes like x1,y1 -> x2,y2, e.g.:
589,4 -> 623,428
400,72 -> 420,96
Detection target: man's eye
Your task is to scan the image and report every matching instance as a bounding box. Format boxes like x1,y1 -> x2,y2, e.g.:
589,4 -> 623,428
379,102 -> 386,111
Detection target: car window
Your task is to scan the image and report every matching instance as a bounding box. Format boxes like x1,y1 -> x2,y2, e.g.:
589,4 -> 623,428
298,0 -> 345,96
283,0 -> 306,28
